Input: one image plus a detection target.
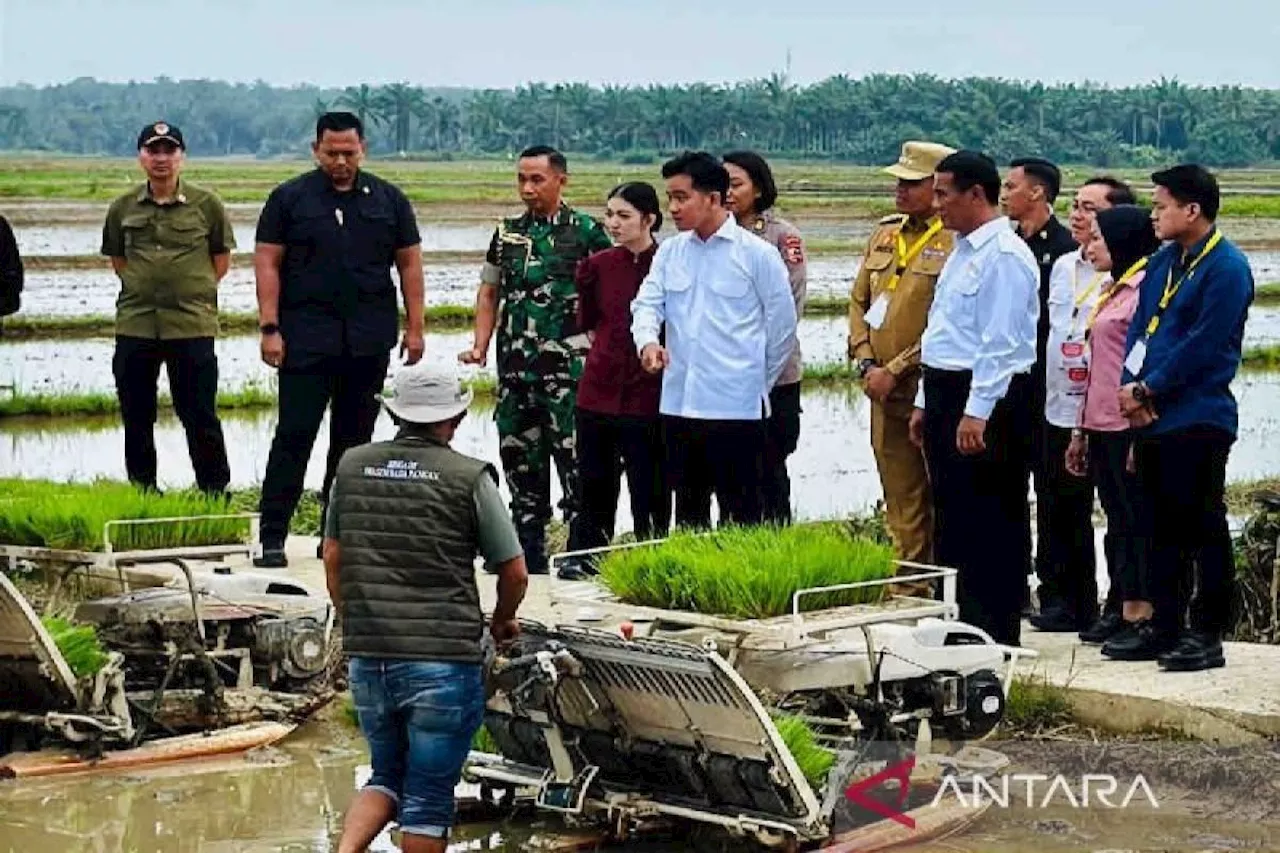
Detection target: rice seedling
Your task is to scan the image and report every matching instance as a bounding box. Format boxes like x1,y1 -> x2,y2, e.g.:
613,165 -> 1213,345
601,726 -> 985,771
596,522 -> 896,619
0,478 -> 253,552
772,714 -> 836,789
40,615 -> 109,678
472,723 -> 499,753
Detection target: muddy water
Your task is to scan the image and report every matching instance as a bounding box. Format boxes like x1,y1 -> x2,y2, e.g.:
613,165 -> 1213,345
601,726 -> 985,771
12,251 -> 1280,319
0,720 -> 1272,852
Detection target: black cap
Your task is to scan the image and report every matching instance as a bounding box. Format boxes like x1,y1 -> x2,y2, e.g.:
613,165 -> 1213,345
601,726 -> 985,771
138,121 -> 184,150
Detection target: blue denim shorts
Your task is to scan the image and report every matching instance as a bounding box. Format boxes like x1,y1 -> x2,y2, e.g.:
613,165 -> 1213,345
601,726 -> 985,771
348,657 -> 485,839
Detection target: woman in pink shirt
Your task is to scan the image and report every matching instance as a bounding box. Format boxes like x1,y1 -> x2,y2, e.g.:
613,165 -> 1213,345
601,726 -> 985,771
1065,205 -> 1160,650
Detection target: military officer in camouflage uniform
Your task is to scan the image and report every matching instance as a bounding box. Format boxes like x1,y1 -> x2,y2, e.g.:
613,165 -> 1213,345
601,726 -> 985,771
460,145 -> 612,576
849,141 -> 956,579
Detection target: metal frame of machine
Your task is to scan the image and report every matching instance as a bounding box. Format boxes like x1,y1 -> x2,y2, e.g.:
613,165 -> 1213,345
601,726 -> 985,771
461,539 -> 1037,848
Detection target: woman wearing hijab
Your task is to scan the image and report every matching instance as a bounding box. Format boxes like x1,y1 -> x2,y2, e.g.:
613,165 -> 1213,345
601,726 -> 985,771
560,182 -> 670,580
1065,205 -> 1160,654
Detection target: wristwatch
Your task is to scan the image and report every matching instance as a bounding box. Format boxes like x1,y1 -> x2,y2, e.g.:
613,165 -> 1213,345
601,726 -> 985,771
858,359 -> 877,379
1132,381 -> 1151,403
260,323 -> 280,336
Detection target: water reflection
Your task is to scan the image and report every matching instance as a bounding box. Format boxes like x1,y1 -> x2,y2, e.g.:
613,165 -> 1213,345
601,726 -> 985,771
6,375 -> 1280,518
0,319 -> 853,396
13,222 -> 495,258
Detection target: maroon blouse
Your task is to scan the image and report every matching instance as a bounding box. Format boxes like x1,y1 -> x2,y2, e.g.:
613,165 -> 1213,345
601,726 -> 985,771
575,244 -> 663,417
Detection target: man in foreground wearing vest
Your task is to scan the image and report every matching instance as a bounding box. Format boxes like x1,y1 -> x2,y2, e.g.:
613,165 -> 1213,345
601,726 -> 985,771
324,362 -> 529,853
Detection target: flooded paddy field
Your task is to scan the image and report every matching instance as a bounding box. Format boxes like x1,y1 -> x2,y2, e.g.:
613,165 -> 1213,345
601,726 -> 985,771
0,317 -> 854,396
7,371 -> 1280,531
9,252 -> 1280,322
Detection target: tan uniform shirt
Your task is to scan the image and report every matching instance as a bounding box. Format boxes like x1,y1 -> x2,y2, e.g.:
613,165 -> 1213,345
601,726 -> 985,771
848,214 -> 955,413
747,210 -> 806,386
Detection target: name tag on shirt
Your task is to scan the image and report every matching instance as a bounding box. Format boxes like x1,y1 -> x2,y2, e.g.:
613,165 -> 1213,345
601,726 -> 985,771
865,293 -> 889,330
1124,340 -> 1147,376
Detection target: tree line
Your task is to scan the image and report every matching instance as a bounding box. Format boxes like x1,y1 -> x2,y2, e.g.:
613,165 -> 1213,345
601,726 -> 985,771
1,73 -> 1279,167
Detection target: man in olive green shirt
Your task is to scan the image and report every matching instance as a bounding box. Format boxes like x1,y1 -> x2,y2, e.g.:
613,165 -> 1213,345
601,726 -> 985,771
100,121 -> 236,495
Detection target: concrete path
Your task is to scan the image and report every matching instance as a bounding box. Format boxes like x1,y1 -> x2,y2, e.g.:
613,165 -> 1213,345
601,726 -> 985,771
207,534 -> 1280,746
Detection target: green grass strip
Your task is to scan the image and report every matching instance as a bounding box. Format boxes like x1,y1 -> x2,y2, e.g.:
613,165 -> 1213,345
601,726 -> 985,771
0,363 -> 861,420
596,521 -> 896,620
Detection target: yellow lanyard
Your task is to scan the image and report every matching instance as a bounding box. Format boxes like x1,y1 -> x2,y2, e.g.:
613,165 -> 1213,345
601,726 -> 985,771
885,219 -> 943,293
1145,230 -> 1223,337
1086,257 -> 1147,333
1066,265 -> 1107,340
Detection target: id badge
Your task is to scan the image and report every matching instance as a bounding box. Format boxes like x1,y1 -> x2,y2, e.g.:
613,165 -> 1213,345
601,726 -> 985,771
1124,340 -> 1147,376
865,293 -> 889,330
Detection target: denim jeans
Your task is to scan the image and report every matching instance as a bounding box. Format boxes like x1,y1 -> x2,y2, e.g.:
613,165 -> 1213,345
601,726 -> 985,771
348,657 -> 485,839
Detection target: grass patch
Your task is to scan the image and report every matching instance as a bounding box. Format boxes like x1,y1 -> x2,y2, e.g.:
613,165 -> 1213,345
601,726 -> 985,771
0,361 -> 861,421
596,521 -> 896,620
40,616 -> 109,678
1240,344 -> 1280,371
1005,675 -> 1074,733
0,385 -> 277,418
0,478 -> 255,551
773,714 -> 836,789
1255,282 -> 1280,306
1225,476 -> 1280,515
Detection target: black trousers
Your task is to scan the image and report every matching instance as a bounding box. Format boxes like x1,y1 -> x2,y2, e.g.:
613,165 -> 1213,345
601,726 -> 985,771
1088,429 -> 1145,611
112,335 -> 230,494
762,381 -> 802,525
1037,422 -> 1099,622
1134,425 -> 1236,638
922,368 -> 1033,647
258,352 -> 389,545
571,408 -> 671,551
663,415 -> 765,529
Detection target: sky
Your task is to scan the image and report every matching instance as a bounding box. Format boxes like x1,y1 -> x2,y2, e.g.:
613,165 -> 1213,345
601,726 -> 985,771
2,0 -> 1278,91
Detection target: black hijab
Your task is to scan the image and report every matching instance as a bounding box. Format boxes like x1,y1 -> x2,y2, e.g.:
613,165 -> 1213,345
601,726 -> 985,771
1096,205 -> 1160,282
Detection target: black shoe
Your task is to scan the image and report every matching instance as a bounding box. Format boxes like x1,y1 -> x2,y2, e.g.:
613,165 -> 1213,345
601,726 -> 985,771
253,548 -> 288,569
556,556 -> 598,581
1030,606 -> 1081,633
1079,612 -> 1126,644
1101,620 -> 1177,661
1157,632 -> 1226,672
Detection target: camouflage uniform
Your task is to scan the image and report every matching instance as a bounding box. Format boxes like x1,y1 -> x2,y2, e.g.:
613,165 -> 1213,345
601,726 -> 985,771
480,203 -> 612,569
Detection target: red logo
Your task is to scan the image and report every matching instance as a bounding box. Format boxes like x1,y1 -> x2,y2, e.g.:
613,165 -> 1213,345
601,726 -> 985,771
844,755 -> 916,829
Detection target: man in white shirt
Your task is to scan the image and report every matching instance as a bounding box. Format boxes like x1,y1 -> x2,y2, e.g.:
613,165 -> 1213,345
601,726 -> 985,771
632,151 -> 798,529
1034,176 -> 1137,635
908,150 -> 1039,646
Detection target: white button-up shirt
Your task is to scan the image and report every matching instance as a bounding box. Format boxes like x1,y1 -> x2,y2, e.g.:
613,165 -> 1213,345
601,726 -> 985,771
914,215 -> 1039,420
631,214 -> 798,421
1045,248 -> 1108,428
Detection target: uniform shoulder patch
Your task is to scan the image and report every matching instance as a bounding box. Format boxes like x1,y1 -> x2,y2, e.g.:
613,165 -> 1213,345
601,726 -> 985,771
782,233 -> 804,265
878,212 -> 908,225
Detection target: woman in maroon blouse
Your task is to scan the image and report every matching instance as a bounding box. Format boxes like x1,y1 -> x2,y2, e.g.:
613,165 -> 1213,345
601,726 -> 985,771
563,182 -> 669,579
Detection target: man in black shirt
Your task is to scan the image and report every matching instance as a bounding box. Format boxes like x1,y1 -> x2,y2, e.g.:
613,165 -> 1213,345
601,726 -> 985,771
253,112 -> 426,567
0,213 -> 22,336
1001,157 -> 1078,617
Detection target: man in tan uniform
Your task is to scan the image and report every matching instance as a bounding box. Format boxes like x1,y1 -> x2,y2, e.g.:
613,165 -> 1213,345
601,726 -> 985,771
849,141 -> 956,572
